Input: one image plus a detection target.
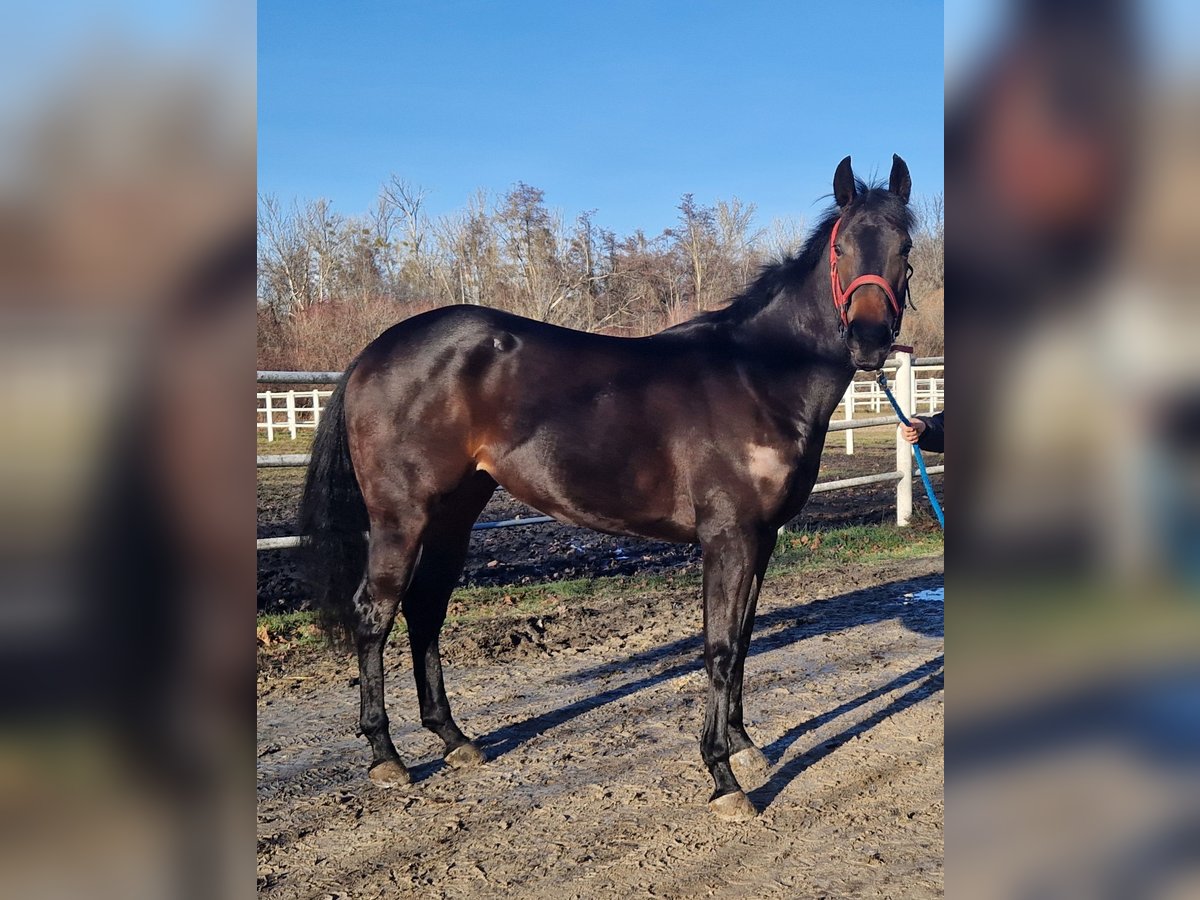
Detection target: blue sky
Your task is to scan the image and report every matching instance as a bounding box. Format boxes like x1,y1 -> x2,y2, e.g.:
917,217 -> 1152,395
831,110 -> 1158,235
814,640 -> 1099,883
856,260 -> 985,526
259,1 -> 944,236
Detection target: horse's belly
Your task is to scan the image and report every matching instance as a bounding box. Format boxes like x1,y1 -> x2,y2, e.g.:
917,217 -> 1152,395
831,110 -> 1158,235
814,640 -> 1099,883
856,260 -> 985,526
477,451 -> 697,543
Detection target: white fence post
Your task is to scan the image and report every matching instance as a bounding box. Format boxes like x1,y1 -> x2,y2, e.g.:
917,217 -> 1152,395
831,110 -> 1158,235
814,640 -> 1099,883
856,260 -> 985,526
895,351 -> 914,526
844,387 -> 854,455
285,390 -> 297,439
264,391 -> 274,441
311,388 -> 321,428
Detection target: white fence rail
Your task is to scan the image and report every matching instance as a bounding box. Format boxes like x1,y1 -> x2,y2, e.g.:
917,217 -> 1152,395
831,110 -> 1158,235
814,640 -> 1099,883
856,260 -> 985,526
255,353 -> 943,549
258,388 -> 334,441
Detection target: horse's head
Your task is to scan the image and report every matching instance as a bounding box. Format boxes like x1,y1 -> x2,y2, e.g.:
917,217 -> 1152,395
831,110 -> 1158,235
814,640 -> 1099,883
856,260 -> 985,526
830,154 -> 914,370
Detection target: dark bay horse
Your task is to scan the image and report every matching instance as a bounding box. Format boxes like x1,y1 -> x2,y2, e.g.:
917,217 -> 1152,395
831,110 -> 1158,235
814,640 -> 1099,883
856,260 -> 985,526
299,155 -> 915,820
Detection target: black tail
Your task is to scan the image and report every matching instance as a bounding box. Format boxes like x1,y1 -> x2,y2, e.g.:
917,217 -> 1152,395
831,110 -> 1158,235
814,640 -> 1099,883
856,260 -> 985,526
298,363 -> 367,650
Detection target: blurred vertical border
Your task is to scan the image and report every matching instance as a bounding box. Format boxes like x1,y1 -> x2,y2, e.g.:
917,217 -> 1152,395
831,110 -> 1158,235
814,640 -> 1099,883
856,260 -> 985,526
0,1 -> 254,896
948,0 -> 1200,895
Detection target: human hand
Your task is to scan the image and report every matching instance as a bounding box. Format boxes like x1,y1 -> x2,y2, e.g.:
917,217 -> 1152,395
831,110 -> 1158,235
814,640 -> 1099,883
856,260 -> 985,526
900,418 -> 926,445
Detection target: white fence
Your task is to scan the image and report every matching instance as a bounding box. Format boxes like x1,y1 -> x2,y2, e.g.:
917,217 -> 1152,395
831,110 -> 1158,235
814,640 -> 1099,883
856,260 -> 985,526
842,363 -> 943,455
258,388 -> 334,441
847,369 -> 943,413
255,353 -> 943,549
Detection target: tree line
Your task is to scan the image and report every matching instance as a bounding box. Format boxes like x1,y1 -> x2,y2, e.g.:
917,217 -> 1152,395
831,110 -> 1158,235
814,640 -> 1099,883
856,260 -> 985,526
257,177 -> 943,370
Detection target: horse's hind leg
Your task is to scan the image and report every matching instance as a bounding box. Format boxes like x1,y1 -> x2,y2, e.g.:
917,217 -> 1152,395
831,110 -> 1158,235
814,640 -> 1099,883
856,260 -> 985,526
358,524 -> 424,787
403,471 -> 496,768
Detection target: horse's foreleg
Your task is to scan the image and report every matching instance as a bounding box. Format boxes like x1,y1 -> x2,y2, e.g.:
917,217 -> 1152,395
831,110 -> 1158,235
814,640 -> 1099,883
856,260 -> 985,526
699,525 -> 766,821
358,526 -> 422,787
726,534 -> 776,789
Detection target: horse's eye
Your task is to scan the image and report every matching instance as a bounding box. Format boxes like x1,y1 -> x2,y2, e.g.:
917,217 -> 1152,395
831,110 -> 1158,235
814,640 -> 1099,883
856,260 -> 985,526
834,244 -> 844,257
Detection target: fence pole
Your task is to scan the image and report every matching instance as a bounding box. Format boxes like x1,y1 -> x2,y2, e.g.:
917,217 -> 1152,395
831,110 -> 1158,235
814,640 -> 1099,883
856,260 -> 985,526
286,390 -> 297,440
312,389 -> 321,428
895,351 -> 914,526
264,391 -> 274,442
844,387 -> 854,455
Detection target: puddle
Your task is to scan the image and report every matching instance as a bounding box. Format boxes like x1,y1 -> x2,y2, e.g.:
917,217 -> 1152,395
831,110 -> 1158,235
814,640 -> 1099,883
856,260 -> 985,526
900,587 -> 944,604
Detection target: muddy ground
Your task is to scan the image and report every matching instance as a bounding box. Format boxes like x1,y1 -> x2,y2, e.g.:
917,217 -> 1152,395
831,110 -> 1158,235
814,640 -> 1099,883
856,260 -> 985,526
257,552 -> 944,898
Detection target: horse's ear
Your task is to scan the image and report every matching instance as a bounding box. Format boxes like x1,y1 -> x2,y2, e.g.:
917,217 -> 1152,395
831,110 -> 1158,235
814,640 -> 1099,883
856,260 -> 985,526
833,156 -> 856,208
888,154 -> 911,204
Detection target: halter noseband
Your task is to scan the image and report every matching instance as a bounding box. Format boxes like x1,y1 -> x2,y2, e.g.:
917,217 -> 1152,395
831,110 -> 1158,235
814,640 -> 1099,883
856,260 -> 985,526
829,217 -> 906,337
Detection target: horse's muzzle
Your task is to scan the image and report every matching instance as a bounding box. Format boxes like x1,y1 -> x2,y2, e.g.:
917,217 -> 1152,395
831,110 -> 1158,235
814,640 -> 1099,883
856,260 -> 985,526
846,321 -> 893,370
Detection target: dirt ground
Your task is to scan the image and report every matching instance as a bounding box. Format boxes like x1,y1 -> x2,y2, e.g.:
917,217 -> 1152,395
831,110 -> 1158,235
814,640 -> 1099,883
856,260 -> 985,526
257,552 -> 944,898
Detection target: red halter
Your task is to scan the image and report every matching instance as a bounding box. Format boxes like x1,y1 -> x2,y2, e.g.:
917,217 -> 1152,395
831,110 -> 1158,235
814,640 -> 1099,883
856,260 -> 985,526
829,217 -> 904,336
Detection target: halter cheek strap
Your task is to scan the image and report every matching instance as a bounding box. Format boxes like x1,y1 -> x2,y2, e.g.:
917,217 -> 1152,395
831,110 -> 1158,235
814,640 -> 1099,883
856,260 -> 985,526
829,217 -> 904,336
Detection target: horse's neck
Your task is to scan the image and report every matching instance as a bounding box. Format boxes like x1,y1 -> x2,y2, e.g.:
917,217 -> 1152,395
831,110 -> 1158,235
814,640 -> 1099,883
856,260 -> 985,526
724,282 -> 859,436
738,276 -> 854,385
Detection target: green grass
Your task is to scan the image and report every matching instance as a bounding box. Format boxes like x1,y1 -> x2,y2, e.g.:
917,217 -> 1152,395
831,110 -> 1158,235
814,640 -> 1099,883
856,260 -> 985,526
257,610 -> 325,646
256,522 -> 943,649
257,432 -> 315,455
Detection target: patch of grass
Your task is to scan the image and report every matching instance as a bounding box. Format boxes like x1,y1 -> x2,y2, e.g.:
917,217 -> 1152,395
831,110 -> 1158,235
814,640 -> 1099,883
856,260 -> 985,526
772,523 -> 943,570
257,611 -> 322,647
257,432 -> 316,455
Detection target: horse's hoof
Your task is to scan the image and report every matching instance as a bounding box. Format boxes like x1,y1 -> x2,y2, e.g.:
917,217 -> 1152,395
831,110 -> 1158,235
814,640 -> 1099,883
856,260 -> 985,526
709,790 -> 758,822
368,759 -> 411,787
730,746 -> 770,789
444,742 -> 485,769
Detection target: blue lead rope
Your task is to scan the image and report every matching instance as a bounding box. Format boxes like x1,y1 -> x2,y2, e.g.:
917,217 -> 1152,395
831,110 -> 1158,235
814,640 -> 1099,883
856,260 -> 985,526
876,372 -> 945,530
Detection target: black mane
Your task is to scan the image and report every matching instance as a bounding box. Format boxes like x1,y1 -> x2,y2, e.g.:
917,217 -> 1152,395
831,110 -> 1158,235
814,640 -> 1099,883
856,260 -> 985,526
671,178 -> 914,331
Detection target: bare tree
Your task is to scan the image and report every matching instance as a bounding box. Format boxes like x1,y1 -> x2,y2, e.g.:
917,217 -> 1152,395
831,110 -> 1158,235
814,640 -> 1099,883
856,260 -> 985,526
674,194 -> 719,312
379,176 -> 431,283
902,191 -> 944,355
298,198 -> 345,304
910,191 -> 944,299
258,193 -> 314,312
335,217 -> 386,305
714,197 -> 763,294
432,189 -> 497,306
762,215 -> 807,263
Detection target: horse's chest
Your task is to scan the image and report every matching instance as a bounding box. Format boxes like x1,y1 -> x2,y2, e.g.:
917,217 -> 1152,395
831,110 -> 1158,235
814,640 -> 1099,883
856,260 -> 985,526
743,443 -> 804,512
746,445 -> 792,494
741,429 -> 828,516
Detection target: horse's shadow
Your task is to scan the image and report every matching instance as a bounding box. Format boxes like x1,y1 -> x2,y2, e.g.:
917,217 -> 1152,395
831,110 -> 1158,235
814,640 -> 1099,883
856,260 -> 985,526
749,654 -> 943,809
446,573 -> 943,807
